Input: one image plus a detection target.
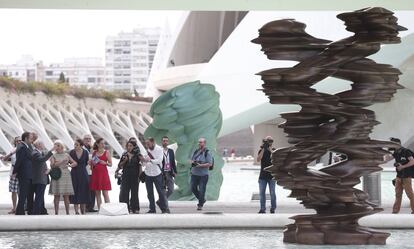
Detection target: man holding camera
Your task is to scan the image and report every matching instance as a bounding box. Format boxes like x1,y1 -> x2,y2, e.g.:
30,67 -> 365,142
142,137 -> 170,214
190,138 -> 213,211
386,137 -> 414,214
161,136 -> 177,198
257,136 -> 276,214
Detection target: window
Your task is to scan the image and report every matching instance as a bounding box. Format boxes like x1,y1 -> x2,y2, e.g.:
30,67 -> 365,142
88,77 -> 96,83
134,63 -> 147,67
45,71 -> 53,76
133,48 -> 147,53
132,56 -> 147,61
133,41 -> 147,45
132,70 -> 144,74
114,40 -> 131,47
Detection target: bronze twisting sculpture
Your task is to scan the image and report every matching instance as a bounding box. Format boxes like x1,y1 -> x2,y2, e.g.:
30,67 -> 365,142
252,7 -> 406,245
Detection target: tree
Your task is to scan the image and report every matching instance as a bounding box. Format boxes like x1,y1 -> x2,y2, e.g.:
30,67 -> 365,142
58,72 -> 66,83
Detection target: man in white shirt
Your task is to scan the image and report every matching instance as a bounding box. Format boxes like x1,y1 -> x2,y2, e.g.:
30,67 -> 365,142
142,137 -> 170,213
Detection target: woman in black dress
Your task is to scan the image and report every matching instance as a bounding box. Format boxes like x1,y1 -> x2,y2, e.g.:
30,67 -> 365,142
116,140 -> 142,213
70,139 -> 91,214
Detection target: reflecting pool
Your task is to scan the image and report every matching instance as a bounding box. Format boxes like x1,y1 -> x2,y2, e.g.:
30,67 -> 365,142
0,229 -> 412,249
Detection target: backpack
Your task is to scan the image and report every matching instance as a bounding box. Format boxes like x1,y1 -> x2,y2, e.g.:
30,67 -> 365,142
207,150 -> 215,171
192,149 -> 215,171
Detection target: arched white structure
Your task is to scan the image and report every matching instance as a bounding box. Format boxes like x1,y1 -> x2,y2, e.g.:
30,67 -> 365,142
0,90 -> 151,156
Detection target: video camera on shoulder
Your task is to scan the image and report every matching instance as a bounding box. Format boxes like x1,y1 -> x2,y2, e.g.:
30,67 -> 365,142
261,138 -> 274,149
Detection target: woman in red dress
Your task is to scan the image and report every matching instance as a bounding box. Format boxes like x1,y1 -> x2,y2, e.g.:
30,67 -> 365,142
89,138 -> 112,210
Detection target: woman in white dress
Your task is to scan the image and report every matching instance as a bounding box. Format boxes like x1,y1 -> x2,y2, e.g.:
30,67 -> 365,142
49,140 -> 77,215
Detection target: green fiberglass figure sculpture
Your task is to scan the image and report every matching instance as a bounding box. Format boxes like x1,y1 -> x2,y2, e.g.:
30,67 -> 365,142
144,81 -> 224,200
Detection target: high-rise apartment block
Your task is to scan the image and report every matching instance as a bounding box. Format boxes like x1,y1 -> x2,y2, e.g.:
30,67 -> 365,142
105,27 -> 160,95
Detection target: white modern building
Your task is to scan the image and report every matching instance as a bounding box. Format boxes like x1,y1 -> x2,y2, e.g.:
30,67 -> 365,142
43,57 -> 105,87
105,27 -> 161,94
0,55 -> 42,82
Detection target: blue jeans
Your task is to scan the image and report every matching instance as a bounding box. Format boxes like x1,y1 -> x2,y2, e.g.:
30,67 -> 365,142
259,179 -> 276,211
191,175 -> 208,205
145,174 -> 168,212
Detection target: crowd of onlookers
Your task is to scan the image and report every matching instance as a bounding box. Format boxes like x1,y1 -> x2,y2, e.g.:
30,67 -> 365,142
2,131 -> 413,216
1,132 -> 214,215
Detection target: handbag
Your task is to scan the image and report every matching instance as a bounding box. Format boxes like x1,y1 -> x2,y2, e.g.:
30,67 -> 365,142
49,167 -> 62,180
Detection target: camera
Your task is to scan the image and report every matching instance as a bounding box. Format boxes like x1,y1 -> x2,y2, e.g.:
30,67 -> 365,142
115,171 -> 122,185
262,138 -> 273,149
191,161 -> 202,167
120,152 -> 128,161
132,146 -> 140,155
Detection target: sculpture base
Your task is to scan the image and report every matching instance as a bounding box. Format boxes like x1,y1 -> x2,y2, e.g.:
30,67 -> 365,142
283,221 -> 390,245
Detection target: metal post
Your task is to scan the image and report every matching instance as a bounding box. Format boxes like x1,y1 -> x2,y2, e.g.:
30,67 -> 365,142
363,172 -> 381,206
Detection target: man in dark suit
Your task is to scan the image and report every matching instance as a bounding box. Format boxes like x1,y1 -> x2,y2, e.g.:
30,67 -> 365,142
83,134 -> 98,213
161,136 -> 177,198
31,140 -> 55,215
13,131 -> 34,215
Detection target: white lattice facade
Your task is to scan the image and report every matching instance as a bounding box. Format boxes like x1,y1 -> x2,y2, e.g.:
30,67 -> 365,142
0,90 -> 152,156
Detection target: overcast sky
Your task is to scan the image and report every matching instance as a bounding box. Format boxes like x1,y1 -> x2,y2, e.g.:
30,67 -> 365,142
0,9 -> 182,65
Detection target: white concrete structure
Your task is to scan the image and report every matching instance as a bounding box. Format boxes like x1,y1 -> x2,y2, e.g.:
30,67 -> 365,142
0,212 -> 412,231
43,57 -> 105,87
105,27 -> 161,94
0,55 -> 42,82
0,90 -> 151,156
146,11 -> 414,147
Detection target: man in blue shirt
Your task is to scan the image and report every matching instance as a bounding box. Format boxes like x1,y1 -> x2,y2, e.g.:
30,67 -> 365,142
190,138 -> 213,211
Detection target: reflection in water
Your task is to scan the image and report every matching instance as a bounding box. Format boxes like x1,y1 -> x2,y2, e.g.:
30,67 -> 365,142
0,230 -> 412,249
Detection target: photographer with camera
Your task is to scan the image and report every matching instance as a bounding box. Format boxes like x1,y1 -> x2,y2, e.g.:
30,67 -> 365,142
189,138 -> 213,211
257,136 -> 276,214
385,137 -> 414,214
161,136 -> 177,198
116,139 -> 142,214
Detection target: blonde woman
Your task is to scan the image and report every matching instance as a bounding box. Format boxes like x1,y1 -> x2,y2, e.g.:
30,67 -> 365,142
49,140 -> 77,215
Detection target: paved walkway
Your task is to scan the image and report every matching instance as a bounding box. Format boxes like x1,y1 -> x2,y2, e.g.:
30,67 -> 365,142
0,201 -> 412,215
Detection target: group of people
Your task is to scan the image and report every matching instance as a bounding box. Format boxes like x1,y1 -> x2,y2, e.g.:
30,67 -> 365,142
115,136 -> 213,213
1,132 -> 111,215
1,132 -> 214,215
5,130 -> 414,216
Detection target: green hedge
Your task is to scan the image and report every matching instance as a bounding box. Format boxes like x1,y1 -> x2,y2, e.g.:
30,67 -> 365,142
0,77 -> 152,103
